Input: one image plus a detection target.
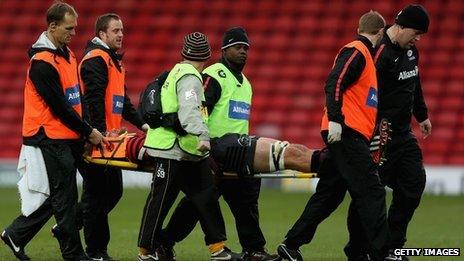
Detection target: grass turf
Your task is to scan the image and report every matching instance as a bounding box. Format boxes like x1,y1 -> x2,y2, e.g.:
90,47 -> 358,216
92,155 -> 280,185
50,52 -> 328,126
0,187 -> 463,260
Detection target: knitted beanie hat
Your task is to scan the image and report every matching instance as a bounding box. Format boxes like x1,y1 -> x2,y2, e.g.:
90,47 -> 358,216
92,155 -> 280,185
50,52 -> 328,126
222,27 -> 250,50
395,4 -> 430,33
181,32 -> 211,61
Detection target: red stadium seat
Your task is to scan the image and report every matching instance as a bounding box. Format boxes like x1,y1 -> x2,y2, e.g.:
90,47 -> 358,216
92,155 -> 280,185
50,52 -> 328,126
446,81 -> 464,96
0,0 -> 462,163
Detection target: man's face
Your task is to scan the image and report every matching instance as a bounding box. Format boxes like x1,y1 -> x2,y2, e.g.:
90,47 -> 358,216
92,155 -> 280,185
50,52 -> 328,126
223,44 -> 249,66
396,27 -> 424,49
100,19 -> 124,50
49,13 -> 77,46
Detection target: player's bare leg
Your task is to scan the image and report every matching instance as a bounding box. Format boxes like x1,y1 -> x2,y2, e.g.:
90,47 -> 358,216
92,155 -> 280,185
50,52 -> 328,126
87,133 -> 327,175
253,138 -> 320,173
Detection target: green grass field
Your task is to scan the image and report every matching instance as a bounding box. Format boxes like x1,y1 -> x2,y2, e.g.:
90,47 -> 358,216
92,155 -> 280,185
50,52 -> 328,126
0,187 -> 463,260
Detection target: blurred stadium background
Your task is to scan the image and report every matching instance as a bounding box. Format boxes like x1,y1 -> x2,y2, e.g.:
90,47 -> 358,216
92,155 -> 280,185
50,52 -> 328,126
1,0 -> 463,193
0,0 -> 463,259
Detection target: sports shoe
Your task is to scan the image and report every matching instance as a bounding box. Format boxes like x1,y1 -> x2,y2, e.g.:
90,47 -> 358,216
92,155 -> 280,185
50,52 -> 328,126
88,250 -> 115,260
65,254 -> 92,261
211,247 -> 242,260
1,230 -> 30,260
243,249 -> 281,261
51,224 -> 63,240
348,254 -> 371,261
277,244 -> 302,261
157,245 -> 176,261
137,253 -> 159,261
385,250 -> 409,261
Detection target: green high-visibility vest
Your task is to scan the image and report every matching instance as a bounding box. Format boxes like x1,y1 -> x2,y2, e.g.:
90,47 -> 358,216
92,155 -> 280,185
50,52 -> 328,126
144,63 -> 207,156
203,63 -> 252,138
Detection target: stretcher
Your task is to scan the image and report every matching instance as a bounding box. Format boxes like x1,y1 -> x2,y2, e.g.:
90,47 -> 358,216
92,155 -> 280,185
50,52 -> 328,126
84,132 -> 318,179
83,132 -> 153,171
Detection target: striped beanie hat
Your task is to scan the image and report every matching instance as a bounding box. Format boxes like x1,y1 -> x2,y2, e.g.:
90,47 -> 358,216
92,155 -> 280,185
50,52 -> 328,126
181,32 -> 211,61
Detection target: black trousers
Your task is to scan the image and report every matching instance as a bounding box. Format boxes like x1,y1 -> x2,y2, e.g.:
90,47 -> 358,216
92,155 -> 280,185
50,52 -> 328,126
138,158 -> 226,251
284,130 -> 389,261
161,177 -> 265,252
5,142 -> 85,260
346,132 -> 426,252
382,132 -> 426,249
78,164 -> 123,255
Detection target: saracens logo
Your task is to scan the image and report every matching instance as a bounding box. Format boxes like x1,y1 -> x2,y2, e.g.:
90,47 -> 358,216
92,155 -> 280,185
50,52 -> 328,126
217,69 -> 226,78
407,49 -> 416,61
398,66 -> 418,80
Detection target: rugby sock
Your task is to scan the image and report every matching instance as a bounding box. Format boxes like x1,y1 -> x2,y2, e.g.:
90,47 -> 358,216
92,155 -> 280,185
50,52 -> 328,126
209,241 -> 225,253
310,150 -> 320,172
139,247 -> 151,255
310,148 -> 328,173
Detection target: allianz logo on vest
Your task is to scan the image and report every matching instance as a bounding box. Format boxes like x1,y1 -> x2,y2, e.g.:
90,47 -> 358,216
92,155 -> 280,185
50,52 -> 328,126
112,95 -> 124,114
228,100 -> 250,120
365,87 -> 378,108
398,66 -> 418,80
65,84 -> 81,106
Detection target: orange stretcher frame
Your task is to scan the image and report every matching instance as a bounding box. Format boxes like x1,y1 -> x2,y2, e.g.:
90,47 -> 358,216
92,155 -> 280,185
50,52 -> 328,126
84,132 -> 154,172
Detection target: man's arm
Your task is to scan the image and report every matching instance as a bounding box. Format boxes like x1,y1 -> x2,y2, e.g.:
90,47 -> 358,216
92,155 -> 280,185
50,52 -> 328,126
81,56 -> 108,133
413,71 -> 431,138
202,74 -> 222,115
122,85 -> 145,129
325,47 -> 366,124
412,73 -> 428,123
29,60 -> 92,137
177,75 -> 209,141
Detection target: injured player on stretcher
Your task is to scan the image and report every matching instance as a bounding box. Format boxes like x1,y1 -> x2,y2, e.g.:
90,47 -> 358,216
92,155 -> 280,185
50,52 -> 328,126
85,130 -> 328,177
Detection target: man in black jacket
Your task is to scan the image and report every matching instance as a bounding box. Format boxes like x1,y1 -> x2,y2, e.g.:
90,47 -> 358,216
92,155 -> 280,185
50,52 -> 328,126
347,5 -> 431,261
1,2 -> 103,261
277,11 -> 389,261
77,13 -> 148,260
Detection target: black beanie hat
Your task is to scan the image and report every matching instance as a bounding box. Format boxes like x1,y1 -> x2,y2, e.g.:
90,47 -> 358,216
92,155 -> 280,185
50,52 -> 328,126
395,4 -> 430,33
222,27 -> 250,50
181,32 -> 211,61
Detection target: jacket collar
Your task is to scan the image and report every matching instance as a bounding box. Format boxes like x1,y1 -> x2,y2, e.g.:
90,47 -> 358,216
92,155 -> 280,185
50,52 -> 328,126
28,32 -> 71,61
84,37 -> 123,71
